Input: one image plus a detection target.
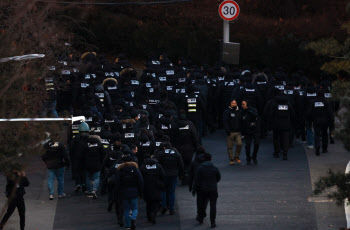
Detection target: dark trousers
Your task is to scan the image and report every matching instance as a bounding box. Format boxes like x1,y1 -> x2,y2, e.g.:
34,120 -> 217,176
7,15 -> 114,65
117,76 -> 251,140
146,200 -> 161,218
245,133 -> 260,162
75,170 -> 86,188
0,197 -> 25,230
296,119 -> 306,142
273,130 -> 289,155
197,191 -> 217,224
314,124 -> 328,151
115,199 -> 124,224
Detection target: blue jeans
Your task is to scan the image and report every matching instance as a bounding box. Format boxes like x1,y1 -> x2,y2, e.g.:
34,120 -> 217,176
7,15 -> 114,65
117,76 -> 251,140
123,198 -> 138,228
86,171 -> 100,193
306,122 -> 314,146
42,100 -> 59,118
48,167 -> 65,196
161,176 -> 178,211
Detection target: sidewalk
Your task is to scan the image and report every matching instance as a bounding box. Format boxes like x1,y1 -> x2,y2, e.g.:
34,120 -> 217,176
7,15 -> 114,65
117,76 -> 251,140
304,139 -> 349,230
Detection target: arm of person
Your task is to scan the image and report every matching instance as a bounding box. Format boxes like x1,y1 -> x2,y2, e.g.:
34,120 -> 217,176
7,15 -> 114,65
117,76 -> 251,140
178,152 -> 185,178
62,144 -> 71,168
135,168 -> 144,195
19,174 -> 30,188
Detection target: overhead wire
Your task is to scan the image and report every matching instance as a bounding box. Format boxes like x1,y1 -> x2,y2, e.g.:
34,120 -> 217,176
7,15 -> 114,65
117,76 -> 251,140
36,0 -> 192,5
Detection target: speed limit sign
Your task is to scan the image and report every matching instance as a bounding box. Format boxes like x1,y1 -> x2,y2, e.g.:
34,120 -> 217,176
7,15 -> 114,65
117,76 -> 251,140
219,0 -> 240,21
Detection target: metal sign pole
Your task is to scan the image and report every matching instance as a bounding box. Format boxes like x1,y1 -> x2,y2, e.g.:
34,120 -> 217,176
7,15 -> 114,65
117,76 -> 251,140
223,20 -> 230,43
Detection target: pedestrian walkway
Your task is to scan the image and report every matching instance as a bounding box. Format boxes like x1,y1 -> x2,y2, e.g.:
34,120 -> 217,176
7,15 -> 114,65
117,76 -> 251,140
0,132 -> 348,230
177,132 -> 318,230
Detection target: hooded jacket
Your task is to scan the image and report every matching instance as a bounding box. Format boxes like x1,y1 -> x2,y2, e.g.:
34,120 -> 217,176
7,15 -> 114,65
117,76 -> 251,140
42,141 -> 70,169
140,158 -> 165,201
194,161 -> 221,194
116,161 -> 144,199
155,147 -> 184,177
84,135 -> 105,172
270,94 -> 295,131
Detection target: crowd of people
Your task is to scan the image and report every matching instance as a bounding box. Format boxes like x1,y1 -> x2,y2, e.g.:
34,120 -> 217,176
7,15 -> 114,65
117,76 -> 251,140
1,51 -> 338,230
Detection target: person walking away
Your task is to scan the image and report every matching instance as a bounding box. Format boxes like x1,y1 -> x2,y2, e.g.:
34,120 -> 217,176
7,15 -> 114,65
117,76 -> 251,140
308,89 -> 334,156
84,134 -> 105,199
270,91 -> 295,160
70,122 -> 90,193
155,142 -> 184,215
116,156 -> 144,230
193,153 -> 221,228
140,155 -> 165,224
42,136 -> 70,200
0,164 -> 30,230
223,100 -> 243,165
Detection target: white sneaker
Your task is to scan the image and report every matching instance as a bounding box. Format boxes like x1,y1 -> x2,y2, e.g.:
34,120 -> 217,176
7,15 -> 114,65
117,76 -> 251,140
49,195 -> 54,200
58,193 -> 67,199
307,145 -> 314,149
92,191 -> 97,199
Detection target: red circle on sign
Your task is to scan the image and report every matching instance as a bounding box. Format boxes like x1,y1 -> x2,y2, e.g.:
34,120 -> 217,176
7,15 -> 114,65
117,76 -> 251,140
219,0 -> 240,21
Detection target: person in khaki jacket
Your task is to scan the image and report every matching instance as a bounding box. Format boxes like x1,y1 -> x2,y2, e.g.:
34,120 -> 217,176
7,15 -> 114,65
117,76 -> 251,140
223,100 -> 243,165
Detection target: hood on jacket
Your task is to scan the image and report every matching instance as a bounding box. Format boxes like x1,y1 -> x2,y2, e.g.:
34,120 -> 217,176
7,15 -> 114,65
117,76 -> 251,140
103,78 -> 118,86
89,135 -> 102,143
94,84 -> 105,93
117,161 -> 138,170
143,158 -> 158,165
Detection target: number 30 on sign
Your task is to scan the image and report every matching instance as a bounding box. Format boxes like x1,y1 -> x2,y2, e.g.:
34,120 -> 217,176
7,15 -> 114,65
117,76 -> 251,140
219,0 -> 240,21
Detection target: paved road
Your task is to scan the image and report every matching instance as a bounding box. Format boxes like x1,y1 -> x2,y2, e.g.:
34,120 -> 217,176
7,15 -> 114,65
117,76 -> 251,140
52,131 -> 317,230
0,131 -> 346,230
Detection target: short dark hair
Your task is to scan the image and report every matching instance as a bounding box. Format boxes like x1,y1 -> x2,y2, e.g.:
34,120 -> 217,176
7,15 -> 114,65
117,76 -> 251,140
203,153 -> 212,161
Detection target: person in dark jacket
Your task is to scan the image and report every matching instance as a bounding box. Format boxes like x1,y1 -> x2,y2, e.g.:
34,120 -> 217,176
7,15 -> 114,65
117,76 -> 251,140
84,135 -> 105,199
42,137 -> 70,200
193,153 -> 221,228
116,156 -> 144,230
269,92 -> 295,160
241,100 -> 260,165
102,150 -> 123,209
188,147 -> 207,194
70,122 -> 90,193
223,100 -> 243,165
0,164 -> 30,230
140,155 -> 165,224
308,89 -> 334,155
171,111 -> 199,185
155,142 -> 184,215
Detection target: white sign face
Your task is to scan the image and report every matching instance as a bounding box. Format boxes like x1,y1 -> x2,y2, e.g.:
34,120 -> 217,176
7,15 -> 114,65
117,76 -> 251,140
219,0 -> 240,21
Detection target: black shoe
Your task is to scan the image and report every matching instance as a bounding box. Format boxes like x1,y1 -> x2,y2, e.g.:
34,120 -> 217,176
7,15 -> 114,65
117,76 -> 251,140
151,212 -> 157,224
253,159 -> 258,165
107,202 -> 113,212
330,137 -> 335,144
161,207 -> 167,215
211,223 -> 216,228
75,185 -> 81,193
196,216 -> 203,224
322,149 -> 328,153
316,150 -> 320,156
283,154 -> 288,160
118,220 -> 124,227
169,210 -> 175,215
131,219 -> 136,230
273,153 -> 279,158
246,161 -> 251,165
